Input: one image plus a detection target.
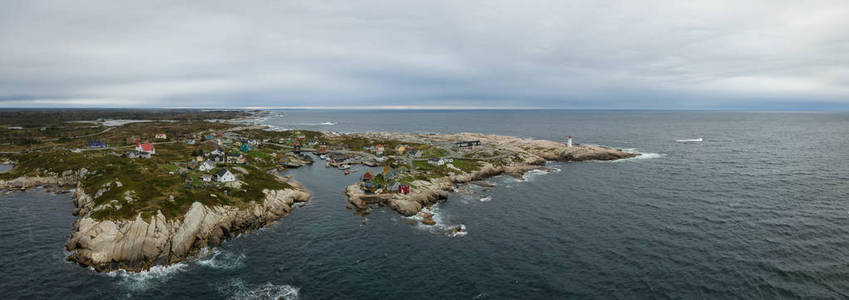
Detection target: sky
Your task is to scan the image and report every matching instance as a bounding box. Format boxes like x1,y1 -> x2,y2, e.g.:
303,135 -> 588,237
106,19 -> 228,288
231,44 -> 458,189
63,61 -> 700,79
1,0 -> 848,110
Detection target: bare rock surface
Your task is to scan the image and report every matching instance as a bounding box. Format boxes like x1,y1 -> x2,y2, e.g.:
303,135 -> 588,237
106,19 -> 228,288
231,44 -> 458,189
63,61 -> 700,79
344,132 -> 637,216
65,184 -> 310,272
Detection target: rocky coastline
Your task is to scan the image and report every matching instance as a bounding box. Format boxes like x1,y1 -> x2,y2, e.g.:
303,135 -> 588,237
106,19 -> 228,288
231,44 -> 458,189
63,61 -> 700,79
345,132 -> 638,217
64,180 -> 310,272
1,168 -> 310,272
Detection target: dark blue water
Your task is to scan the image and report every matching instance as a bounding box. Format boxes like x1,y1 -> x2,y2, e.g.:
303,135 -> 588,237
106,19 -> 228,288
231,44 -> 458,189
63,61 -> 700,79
2,110 -> 849,299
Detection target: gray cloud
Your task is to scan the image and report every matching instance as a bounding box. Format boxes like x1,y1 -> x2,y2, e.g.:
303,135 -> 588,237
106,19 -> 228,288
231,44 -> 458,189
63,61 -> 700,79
1,0 -> 848,109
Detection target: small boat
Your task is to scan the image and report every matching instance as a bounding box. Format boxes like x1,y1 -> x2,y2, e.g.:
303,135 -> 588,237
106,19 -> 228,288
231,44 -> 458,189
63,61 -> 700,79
319,154 -> 327,160
339,164 -> 350,170
344,170 -> 350,175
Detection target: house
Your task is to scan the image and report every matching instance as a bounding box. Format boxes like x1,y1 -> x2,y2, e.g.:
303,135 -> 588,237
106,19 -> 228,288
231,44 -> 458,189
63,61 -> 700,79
211,154 -> 225,163
240,144 -> 254,152
210,149 -> 224,156
201,174 -> 212,182
136,142 -> 155,154
186,139 -> 196,145
408,149 -> 422,158
317,144 -> 328,154
454,140 -> 481,151
375,144 -> 384,155
89,140 -> 106,148
125,151 -> 139,159
199,160 -> 215,172
398,184 -> 411,194
362,170 -> 374,181
155,133 -> 167,139
236,155 -> 247,164
214,169 -> 236,183
396,145 -> 407,153
204,134 -> 216,141
428,158 -> 445,166
293,141 -> 302,153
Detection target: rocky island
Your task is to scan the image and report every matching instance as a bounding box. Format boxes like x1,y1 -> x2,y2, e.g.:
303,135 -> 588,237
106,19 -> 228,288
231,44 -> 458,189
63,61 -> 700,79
0,109 -> 638,272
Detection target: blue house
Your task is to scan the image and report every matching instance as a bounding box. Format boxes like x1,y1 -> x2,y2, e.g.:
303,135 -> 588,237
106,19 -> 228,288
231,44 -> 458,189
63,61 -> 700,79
89,140 -> 106,148
240,144 -> 254,152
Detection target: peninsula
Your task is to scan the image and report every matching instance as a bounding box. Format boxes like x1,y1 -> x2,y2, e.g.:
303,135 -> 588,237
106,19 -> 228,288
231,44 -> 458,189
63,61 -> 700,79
0,109 -> 637,272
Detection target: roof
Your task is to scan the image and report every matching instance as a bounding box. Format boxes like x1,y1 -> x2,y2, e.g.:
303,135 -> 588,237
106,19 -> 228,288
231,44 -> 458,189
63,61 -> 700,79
362,171 -> 374,180
137,143 -> 154,152
215,169 -> 231,176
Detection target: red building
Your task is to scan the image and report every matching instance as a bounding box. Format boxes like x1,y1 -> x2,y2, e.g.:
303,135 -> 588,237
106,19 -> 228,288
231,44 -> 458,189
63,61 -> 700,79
362,171 -> 374,181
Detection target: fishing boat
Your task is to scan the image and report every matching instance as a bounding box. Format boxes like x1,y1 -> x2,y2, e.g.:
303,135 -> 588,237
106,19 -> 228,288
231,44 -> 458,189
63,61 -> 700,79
344,170 -> 350,175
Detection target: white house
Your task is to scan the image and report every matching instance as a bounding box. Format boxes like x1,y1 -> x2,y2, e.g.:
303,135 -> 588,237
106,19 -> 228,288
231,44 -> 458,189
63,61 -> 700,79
211,149 -> 224,156
201,174 -> 212,182
155,133 -> 167,139
198,160 -> 215,172
214,169 -> 236,183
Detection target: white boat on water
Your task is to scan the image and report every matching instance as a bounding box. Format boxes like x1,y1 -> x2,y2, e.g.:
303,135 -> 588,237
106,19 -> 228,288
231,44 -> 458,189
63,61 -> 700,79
339,164 -> 350,170
676,138 -> 703,142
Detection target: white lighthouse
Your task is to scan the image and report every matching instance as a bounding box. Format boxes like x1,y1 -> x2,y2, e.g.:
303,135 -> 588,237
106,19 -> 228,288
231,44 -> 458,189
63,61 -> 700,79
567,135 -> 572,147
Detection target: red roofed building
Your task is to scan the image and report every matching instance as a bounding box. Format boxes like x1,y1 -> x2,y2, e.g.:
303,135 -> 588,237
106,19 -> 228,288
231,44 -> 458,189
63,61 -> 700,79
361,171 -> 374,181
136,142 -> 155,154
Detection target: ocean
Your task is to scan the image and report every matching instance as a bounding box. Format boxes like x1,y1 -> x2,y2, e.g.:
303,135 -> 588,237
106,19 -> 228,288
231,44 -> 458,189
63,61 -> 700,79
1,110 -> 849,299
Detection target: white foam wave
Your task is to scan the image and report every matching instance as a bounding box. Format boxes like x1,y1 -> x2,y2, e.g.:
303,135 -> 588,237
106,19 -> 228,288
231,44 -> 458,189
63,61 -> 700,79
220,279 -> 299,300
196,248 -> 247,270
479,196 -> 492,202
106,263 -> 188,291
284,121 -> 337,126
520,167 -> 561,181
675,138 -> 703,142
616,149 -> 665,161
635,152 -> 664,159
405,204 -> 467,237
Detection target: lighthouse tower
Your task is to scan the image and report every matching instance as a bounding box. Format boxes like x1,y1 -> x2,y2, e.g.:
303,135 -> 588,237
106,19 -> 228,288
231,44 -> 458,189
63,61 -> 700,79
567,136 -> 573,147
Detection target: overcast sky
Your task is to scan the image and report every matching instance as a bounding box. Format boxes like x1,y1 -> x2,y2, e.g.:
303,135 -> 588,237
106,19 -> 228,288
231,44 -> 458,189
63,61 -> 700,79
1,0 -> 848,109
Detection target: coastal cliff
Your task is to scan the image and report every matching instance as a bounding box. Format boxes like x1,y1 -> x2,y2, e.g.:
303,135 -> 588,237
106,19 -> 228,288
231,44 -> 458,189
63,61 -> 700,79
65,184 -> 310,272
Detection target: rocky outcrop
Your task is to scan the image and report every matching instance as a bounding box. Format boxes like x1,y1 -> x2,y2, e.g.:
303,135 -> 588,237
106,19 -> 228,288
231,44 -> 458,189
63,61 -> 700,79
65,185 -> 310,272
562,145 -> 638,161
0,169 -> 85,191
344,132 -> 637,216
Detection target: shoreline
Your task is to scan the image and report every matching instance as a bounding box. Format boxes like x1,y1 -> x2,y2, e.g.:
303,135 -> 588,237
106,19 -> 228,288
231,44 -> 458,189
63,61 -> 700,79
0,129 -> 636,273
342,132 -> 638,219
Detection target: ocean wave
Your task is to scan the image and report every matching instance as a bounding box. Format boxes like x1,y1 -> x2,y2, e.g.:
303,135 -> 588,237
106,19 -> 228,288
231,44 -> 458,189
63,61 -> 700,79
479,196 -> 492,202
635,152 -> 665,159
617,149 -> 665,161
520,167 -> 561,181
286,121 -> 337,126
105,263 -> 188,292
405,204 -> 468,237
219,279 -> 299,300
675,138 -> 703,142
196,248 -> 247,270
